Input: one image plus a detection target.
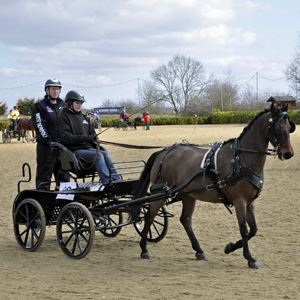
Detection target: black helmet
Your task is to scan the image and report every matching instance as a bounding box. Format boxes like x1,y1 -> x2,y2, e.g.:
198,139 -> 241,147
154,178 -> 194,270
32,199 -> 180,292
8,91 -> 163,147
65,90 -> 86,102
45,78 -> 62,91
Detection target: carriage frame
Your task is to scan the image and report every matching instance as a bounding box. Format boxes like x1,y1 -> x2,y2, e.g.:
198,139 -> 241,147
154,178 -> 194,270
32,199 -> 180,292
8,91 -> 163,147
12,142 -> 173,259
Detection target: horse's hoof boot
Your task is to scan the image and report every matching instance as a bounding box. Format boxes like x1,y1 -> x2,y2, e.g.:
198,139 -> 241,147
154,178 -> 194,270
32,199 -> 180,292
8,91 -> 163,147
248,261 -> 261,269
141,252 -> 151,259
196,252 -> 207,260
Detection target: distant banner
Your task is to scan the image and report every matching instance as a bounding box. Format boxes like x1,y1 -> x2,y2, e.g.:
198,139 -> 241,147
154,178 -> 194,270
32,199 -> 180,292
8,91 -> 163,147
94,107 -> 124,115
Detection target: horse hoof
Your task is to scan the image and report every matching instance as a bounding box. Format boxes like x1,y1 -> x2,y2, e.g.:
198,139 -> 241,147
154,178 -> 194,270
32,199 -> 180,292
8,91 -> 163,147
248,261 -> 261,269
224,242 -> 234,254
140,252 -> 151,259
196,252 -> 207,260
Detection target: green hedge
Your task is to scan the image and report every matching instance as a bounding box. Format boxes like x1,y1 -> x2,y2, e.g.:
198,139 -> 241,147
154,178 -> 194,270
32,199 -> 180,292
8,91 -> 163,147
0,122 -> 10,131
211,109 -> 300,124
1,110 -> 300,130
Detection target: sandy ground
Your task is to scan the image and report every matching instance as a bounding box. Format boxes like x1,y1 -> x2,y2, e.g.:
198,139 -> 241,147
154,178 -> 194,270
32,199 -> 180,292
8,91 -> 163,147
0,124 -> 299,300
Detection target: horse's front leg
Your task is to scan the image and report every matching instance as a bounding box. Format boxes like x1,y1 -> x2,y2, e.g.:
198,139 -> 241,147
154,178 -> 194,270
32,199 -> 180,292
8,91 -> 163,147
180,196 -> 207,260
224,201 -> 260,269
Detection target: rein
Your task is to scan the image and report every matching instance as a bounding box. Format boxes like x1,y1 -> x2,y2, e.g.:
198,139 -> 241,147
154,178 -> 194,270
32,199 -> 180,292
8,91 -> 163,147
99,139 -> 279,156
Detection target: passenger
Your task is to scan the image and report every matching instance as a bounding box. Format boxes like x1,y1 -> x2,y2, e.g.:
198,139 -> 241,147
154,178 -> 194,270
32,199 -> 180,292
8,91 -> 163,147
31,78 -> 70,190
7,105 -> 20,136
58,90 -> 120,185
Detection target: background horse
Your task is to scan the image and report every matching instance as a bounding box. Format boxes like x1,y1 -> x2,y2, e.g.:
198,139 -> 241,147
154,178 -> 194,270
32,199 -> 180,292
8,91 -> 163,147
134,117 -> 145,130
17,118 -> 35,143
129,103 -> 295,269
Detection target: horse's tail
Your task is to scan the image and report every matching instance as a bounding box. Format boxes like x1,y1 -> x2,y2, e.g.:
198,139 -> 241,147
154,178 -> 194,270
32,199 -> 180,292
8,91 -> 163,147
128,149 -> 164,221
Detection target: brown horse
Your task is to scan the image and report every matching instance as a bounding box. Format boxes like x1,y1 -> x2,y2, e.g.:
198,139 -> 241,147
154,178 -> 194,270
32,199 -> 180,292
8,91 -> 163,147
17,118 -> 35,143
129,103 -> 295,269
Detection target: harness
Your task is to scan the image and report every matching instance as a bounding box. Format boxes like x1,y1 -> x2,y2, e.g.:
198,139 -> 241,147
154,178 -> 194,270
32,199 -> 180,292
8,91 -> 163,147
150,139 -> 264,214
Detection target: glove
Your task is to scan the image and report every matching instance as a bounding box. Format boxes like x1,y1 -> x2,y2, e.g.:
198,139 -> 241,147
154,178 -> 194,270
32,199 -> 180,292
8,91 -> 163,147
46,139 -> 54,148
85,134 -> 97,143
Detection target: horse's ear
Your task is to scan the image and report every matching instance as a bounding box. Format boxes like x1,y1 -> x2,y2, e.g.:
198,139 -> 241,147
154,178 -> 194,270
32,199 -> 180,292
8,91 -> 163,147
282,103 -> 288,112
270,102 -> 277,115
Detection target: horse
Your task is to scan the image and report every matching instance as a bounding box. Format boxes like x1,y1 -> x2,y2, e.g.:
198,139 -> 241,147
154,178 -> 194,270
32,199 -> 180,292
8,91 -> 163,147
128,103 -> 295,269
17,118 -> 35,143
134,117 -> 145,130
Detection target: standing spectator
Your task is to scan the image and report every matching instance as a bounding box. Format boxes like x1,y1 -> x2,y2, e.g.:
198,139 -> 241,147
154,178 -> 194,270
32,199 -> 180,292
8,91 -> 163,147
143,111 -> 150,130
7,105 -> 20,136
31,78 -> 69,190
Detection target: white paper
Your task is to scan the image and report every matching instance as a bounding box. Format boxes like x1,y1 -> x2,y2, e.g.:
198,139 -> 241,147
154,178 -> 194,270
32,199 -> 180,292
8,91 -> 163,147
55,182 -> 77,200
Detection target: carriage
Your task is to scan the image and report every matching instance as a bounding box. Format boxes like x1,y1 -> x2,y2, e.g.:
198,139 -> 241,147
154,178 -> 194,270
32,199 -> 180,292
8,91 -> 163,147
12,102 -> 296,268
114,120 -> 135,131
12,142 -> 172,259
2,122 -> 32,143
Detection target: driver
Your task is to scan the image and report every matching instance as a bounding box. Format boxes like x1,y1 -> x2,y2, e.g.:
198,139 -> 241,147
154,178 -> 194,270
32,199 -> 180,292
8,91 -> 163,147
7,105 -> 20,136
32,78 -> 70,190
58,90 -> 120,184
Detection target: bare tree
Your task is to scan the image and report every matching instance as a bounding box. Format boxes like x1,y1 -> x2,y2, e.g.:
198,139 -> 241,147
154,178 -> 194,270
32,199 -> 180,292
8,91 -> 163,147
150,54 -> 213,116
285,52 -> 300,100
138,80 -> 166,115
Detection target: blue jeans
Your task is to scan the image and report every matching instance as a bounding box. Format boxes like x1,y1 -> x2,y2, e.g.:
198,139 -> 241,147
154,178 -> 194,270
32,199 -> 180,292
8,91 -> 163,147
74,148 -> 120,184
145,122 -> 150,130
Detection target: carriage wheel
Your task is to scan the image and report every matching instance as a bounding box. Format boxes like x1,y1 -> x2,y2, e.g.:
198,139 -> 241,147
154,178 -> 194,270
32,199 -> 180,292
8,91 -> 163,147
99,211 -> 123,237
122,124 -> 128,131
56,202 -> 95,259
7,131 -> 12,143
114,124 -> 120,131
13,198 -> 46,252
2,132 -> 7,143
134,205 -> 169,243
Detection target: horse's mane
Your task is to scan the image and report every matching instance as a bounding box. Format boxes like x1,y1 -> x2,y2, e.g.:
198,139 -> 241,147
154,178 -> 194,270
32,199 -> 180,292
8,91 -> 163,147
223,109 -> 270,145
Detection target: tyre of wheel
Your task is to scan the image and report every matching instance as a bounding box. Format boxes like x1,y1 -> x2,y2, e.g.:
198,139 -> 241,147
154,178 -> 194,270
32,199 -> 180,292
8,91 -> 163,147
99,211 -> 123,237
134,205 -> 169,243
13,198 -> 46,252
56,202 -> 95,259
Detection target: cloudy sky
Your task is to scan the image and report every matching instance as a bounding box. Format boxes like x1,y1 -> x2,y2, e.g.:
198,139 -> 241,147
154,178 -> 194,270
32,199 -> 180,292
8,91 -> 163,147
0,0 -> 299,109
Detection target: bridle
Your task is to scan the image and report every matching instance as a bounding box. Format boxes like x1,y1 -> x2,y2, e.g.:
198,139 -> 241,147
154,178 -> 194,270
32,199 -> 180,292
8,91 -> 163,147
268,111 -> 295,148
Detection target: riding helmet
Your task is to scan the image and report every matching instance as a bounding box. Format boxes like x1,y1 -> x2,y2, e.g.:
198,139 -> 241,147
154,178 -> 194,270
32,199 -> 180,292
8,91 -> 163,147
45,78 -> 62,91
65,90 -> 86,102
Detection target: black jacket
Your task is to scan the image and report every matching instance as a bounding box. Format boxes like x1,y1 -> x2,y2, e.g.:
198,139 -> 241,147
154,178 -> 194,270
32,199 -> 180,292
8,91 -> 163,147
58,108 -> 95,152
32,96 -> 67,144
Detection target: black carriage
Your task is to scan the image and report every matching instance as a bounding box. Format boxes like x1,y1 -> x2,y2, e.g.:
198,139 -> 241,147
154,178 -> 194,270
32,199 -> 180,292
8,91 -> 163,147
12,142 -> 172,259
114,121 -> 134,131
2,124 -> 31,143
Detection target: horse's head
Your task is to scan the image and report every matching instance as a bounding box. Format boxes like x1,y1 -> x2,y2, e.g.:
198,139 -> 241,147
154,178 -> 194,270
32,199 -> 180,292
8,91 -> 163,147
268,103 -> 295,160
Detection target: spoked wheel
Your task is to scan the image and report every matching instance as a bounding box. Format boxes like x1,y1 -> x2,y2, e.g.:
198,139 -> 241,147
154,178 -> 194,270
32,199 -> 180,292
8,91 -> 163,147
122,124 -> 128,131
7,131 -> 11,143
13,198 -> 46,252
2,131 -> 7,143
134,204 -> 169,243
56,202 -> 95,259
99,211 -> 123,237
114,124 -> 120,131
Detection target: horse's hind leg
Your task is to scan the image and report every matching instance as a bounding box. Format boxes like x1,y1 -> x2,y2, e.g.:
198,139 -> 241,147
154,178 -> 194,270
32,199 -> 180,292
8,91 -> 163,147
180,196 -> 207,260
139,199 -> 165,259
224,201 -> 260,269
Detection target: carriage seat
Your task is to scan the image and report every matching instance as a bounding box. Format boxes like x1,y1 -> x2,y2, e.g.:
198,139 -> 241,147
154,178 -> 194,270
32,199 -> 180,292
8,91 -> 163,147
53,142 -> 98,179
